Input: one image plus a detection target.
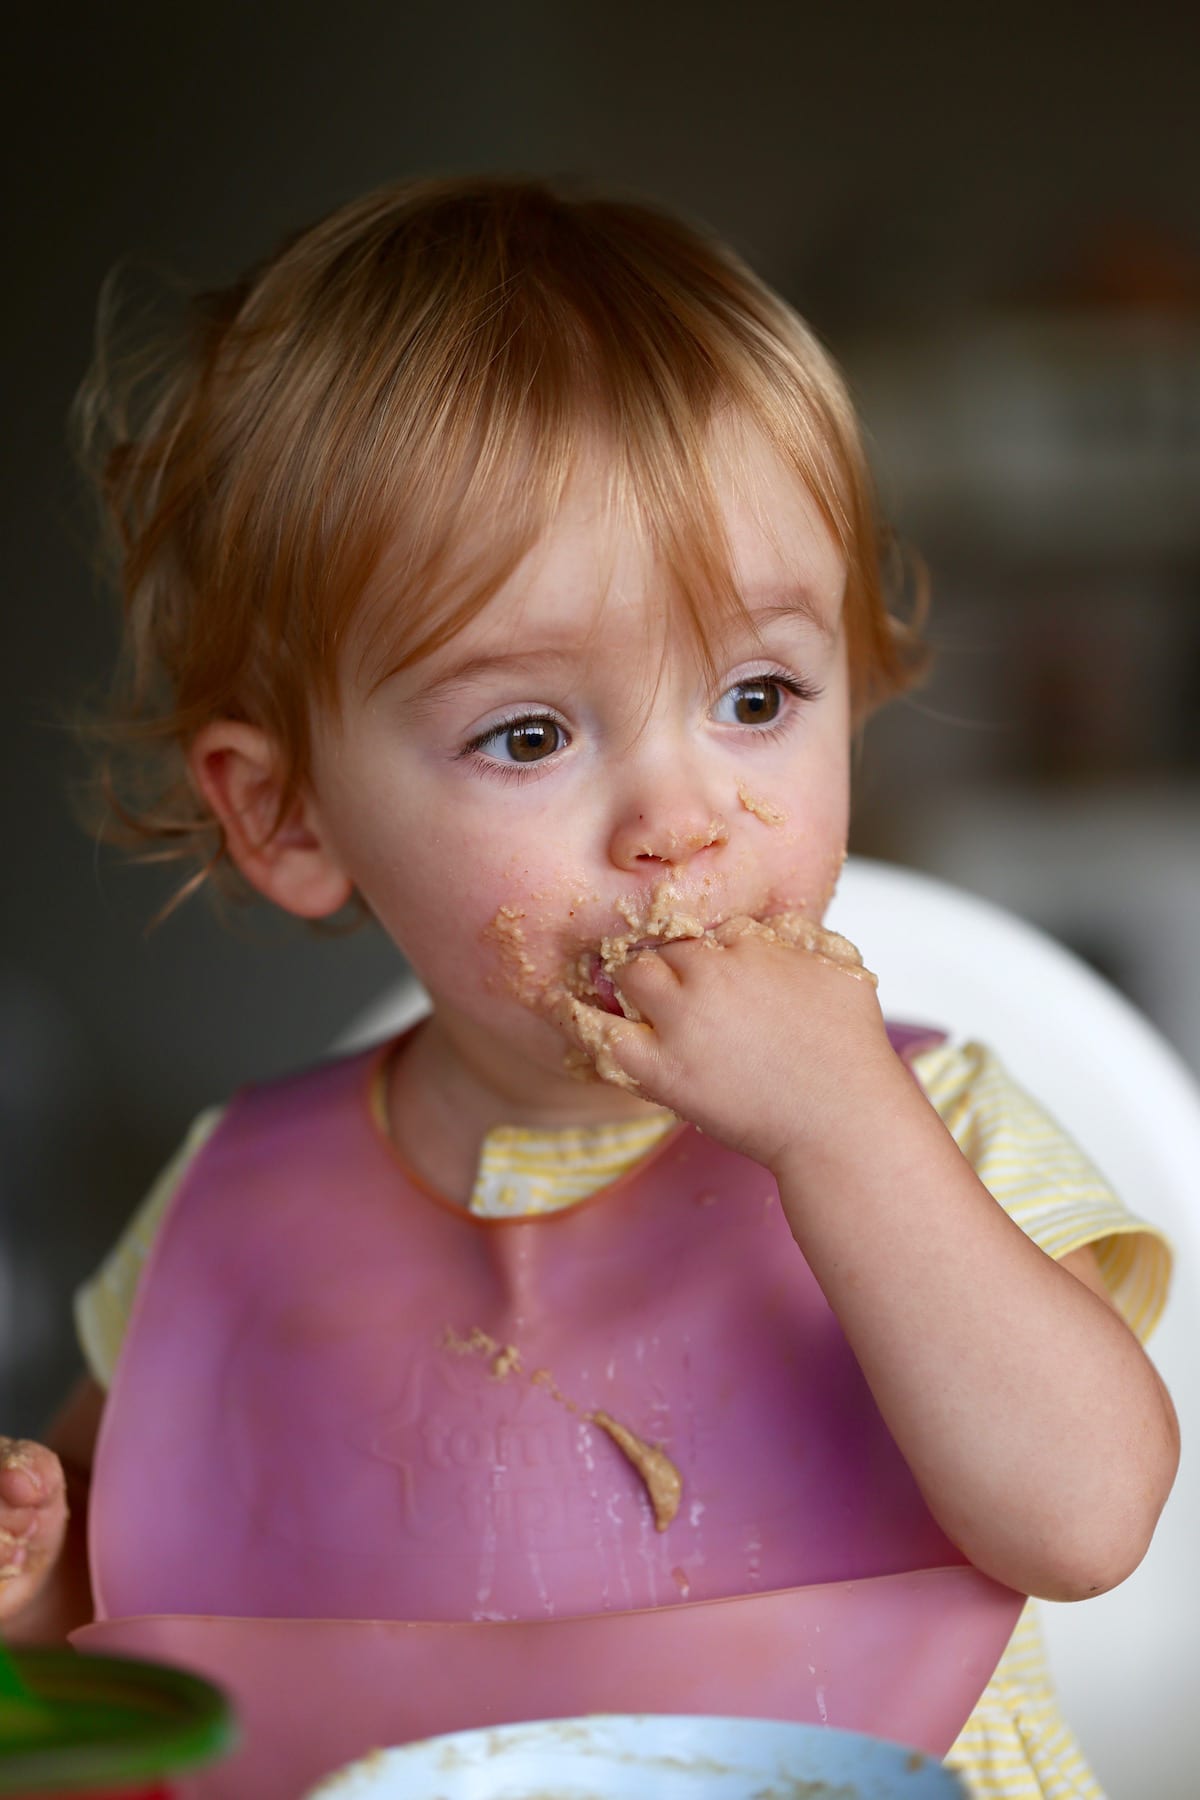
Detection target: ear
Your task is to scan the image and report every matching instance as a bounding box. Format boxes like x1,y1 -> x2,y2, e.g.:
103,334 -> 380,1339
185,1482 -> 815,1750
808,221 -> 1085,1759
188,720 -> 353,919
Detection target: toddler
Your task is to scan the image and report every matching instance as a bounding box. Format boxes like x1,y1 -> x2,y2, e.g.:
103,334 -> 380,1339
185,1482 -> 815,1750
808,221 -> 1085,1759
0,177 -> 1177,1799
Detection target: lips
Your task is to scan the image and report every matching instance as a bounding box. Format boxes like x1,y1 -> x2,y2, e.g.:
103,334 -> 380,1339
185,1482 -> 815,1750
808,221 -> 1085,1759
566,880 -> 716,1019
587,955 -> 623,1015
581,934 -> 688,1016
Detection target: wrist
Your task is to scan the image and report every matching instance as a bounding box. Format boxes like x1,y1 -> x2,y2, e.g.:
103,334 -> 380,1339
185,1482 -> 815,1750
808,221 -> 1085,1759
766,1033 -> 920,1194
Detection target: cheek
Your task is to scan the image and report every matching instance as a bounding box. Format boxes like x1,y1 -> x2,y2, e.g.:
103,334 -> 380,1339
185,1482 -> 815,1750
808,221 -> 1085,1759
310,739 -> 590,1009
451,785 -> 606,930
755,749 -> 851,916
373,829 -> 589,1000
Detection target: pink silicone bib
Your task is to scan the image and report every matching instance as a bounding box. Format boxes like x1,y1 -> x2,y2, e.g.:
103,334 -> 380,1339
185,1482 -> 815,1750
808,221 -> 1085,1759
77,1029 -> 1022,1796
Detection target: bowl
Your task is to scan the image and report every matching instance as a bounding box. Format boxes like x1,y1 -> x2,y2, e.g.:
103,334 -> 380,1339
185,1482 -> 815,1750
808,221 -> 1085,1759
306,1713 -> 967,1798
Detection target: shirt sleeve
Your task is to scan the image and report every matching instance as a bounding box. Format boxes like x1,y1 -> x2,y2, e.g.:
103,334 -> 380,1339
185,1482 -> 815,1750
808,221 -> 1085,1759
73,1107 -> 226,1390
910,1039 -> 1171,1343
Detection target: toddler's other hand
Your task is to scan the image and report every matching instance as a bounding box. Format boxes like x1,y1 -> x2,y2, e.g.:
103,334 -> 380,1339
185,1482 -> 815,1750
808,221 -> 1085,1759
0,1437 -> 69,1623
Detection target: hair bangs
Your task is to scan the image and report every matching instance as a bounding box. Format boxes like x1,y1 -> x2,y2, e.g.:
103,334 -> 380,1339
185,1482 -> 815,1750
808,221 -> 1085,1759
79,175 -> 929,904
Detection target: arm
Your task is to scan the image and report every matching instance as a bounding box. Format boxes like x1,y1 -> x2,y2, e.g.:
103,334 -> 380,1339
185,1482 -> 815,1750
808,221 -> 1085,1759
588,936 -> 1180,1602
768,1050 -> 1179,1600
1,1375 -> 103,1642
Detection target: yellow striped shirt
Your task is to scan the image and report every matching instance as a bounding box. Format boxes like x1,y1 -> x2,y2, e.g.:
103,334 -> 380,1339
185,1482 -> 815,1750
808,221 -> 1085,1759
75,1039 -> 1170,1800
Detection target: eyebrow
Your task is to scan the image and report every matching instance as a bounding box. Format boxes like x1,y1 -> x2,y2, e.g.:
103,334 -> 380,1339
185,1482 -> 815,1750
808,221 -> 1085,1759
399,646 -> 582,713
744,589 -> 837,636
400,586 -> 835,709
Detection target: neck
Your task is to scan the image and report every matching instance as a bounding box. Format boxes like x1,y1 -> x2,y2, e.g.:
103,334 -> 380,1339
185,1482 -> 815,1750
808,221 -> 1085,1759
385,1007 -> 668,1204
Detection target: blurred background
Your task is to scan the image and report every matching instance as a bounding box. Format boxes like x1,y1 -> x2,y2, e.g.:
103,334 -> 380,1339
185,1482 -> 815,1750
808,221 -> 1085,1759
1,6 -> 1197,1772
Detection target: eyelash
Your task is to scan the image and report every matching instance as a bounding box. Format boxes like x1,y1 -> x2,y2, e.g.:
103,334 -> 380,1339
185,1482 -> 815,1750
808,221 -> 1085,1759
458,668 -> 823,785
458,712 -> 569,785
723,670 -> 823,736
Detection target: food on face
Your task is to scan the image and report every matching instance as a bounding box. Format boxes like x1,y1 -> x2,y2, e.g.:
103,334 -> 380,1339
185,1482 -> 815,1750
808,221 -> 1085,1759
736,782 -> 787,826
561,999 -> 644,1092
483,906 -> 543,1009
558,902 -> 876,1091
569,881 -> 876,1015
484,862 -> 874,1100
482,883 -> 704,1090
709,909 -> 878,984
578,884 -> 709,1015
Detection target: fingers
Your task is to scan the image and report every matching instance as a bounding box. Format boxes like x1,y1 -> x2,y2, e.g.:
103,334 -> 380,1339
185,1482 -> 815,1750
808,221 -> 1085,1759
0,1439 -> 68,1620
0,1557 -> 60,1623
0,1512 -> 36,1581
609,940 -> 700,1011
0,1439 -> 64,1510
611,949 -> 673,1009
563,987 -> 673,1100
635,940 -> 696,979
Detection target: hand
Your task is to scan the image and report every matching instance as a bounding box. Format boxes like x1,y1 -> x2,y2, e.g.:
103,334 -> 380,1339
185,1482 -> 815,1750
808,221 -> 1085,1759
566,919 -> 895,1172
0,1437 -> 69,1624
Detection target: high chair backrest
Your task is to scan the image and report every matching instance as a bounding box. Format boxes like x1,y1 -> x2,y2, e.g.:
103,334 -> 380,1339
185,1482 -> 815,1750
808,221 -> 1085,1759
338,856 -> 1200,1798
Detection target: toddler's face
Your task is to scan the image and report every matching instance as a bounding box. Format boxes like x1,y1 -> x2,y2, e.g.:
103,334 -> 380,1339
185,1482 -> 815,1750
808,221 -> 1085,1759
309,428 -> 852,1102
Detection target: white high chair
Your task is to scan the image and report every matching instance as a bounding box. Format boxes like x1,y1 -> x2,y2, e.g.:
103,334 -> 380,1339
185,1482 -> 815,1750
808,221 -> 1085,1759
339,857 -> 1200,1799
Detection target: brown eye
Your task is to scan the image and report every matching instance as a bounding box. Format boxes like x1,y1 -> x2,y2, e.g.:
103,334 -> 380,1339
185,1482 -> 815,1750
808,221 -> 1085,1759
505,720 -> 561,762
731,680 -> 782,725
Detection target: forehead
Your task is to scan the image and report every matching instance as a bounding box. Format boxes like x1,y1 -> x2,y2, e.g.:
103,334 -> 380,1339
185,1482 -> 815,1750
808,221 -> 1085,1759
706,424 -> 847,613
347,417 -> 849,709
450,427 -> 844,653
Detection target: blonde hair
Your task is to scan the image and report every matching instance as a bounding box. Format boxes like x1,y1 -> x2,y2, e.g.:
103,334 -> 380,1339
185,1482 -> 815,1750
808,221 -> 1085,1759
77,174 -> 928,905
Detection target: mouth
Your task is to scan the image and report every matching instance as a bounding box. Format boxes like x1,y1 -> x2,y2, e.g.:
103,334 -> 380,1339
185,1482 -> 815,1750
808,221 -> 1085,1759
587,954 -> 623,1016
569,900 -> 826,1015
582,940 -> 667,1015
570,906 -> 720,1016
565,876 -> 768,1018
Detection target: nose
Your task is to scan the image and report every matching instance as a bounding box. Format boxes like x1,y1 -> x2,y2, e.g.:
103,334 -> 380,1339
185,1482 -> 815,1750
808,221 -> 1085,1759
608,778 -> 730,873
